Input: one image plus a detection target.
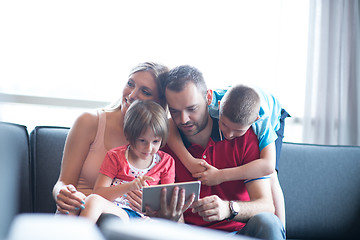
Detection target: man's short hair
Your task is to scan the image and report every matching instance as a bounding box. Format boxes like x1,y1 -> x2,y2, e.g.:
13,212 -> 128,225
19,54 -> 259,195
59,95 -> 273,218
161,65 -> 208,100
124,100 -> 169,148
219,85 -> 260,126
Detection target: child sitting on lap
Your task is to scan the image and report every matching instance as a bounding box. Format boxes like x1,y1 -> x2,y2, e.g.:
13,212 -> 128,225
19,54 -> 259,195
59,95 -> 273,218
80,100 -> 175,223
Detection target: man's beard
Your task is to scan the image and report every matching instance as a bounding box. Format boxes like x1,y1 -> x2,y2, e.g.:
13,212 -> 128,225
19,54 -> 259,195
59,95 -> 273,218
180,116 -> 208,137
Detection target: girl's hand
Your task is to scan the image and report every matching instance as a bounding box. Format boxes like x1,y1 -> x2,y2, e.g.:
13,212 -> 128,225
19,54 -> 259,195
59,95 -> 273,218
130,176 -> 155,191
126,176 -> 154,212
192,161 -> 223,186
55,184 -> 86,215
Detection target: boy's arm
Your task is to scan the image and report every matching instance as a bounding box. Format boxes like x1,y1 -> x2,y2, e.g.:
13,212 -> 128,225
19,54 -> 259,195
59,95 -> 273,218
167,118 -> 206,174
193,143 -> 276,185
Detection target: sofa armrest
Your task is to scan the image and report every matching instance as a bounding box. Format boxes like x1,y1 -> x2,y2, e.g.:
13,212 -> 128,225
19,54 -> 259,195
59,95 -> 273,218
278,142 -> 360,239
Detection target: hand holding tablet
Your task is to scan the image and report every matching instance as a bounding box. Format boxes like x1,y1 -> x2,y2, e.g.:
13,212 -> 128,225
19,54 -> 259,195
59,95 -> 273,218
141,181 -> 201,212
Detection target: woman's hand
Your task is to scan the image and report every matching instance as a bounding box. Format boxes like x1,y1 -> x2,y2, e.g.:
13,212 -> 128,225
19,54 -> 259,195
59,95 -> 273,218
55,184 -> 86,215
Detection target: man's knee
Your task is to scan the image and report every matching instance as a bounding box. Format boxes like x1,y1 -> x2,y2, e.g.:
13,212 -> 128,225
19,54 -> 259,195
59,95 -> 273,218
249,212 -> 280,226
239,213 -> 285,240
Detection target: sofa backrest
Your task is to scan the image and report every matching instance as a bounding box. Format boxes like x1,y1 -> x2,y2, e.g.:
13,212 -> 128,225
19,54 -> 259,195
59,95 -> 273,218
278,142 -> 360,239
30,126 -> 70,213
0,122 -> 31,238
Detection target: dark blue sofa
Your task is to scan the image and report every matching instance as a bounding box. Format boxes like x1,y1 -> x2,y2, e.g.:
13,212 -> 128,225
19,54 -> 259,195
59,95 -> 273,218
1,122 -> 360,239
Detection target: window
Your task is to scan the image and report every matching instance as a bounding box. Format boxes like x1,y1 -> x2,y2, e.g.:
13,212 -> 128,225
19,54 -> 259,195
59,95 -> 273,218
0,0 -> 308,142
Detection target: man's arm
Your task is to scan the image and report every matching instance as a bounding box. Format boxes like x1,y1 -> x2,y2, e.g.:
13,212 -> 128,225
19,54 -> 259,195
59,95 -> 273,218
233,178 -> 274,222
191,178 -> 274,222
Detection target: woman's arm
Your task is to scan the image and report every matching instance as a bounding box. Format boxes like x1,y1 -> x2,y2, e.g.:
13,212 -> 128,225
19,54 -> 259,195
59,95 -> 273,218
52,111 -> 98,214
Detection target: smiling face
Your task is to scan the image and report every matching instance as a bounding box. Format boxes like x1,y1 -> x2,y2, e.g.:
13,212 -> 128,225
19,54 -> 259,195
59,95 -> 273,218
129,127 -> 162,162
121,71 -> 160,114
166,82 -> 209,137
218,115 -> 251,140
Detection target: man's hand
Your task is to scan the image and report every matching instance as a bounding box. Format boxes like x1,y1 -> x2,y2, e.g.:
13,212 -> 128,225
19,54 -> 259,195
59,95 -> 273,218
126,190 -> 143,213
192,161 -> 224,186
191,195 -> 230,222
145,187 -> 195,222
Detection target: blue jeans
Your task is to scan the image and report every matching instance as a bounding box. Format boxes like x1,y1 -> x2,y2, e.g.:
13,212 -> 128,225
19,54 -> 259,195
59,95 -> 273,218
237,213 -> 285,240
275,108 -> 290,171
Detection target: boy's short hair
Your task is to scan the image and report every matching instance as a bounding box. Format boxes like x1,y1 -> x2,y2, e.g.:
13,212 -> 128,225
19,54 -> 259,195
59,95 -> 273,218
219,85 -> 260,126
124,100 -> 169,148
161,65 -> 208,100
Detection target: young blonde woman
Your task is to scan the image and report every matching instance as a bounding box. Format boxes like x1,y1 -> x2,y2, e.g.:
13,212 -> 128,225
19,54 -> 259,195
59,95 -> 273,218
52,62 -> 168,215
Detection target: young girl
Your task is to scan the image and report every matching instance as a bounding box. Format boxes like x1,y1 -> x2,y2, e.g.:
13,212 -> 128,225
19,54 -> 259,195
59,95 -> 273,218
80,100 -> 175,223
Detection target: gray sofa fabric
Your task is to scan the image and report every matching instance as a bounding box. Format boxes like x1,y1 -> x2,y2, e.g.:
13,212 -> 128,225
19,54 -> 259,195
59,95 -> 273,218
2,122 -> 360,239
29,126 -> 69,213
278,142 -> 360,239
0,122 -> 31,238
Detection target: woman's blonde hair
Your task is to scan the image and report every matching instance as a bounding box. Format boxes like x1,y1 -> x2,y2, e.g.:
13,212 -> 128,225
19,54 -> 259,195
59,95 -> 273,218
123,100 -> 169,148
105,62 -> 169,111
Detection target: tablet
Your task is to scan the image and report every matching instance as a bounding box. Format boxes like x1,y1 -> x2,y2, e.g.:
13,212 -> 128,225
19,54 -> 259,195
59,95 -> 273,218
141,181 -> 201,212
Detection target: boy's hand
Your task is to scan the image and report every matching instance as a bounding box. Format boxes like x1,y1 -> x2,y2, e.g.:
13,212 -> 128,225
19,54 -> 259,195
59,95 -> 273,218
192,161 -> 223,186
186,158 -> 207,174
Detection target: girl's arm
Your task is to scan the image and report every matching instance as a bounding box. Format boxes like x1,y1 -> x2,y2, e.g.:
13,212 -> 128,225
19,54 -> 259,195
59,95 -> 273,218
193,143 -> 276,186
52,111 -> 98,214
167,118 -> 206,174
93,173 -> 154,202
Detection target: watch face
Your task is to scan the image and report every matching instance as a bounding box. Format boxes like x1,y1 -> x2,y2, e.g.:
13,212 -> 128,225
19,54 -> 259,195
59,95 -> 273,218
231,201 -> 240,213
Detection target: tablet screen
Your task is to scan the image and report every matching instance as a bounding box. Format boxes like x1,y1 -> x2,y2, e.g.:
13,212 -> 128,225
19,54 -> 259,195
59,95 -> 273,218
141,181 -> 201,212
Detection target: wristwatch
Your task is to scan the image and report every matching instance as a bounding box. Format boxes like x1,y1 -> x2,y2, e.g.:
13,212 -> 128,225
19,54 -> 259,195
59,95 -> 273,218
227,200 -> 240,220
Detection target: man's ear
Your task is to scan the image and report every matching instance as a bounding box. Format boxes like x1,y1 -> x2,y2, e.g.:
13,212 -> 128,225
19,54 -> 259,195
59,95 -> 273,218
206,89 -> 213,106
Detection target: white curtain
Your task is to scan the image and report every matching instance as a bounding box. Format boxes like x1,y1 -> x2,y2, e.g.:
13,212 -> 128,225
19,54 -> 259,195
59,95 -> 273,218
303,0 -> 360,146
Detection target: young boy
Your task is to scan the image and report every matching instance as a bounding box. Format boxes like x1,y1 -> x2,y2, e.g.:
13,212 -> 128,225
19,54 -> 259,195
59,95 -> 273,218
167,84 -> 289,227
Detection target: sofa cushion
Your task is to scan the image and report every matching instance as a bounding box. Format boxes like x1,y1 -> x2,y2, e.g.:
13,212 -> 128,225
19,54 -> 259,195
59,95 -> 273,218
0,122 -> 31,238
30,126 -> 69,213
278,142 -> 360,239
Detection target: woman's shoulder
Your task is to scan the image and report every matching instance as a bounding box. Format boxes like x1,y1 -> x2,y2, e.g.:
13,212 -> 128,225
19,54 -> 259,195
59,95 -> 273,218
69,109 -> 101,137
